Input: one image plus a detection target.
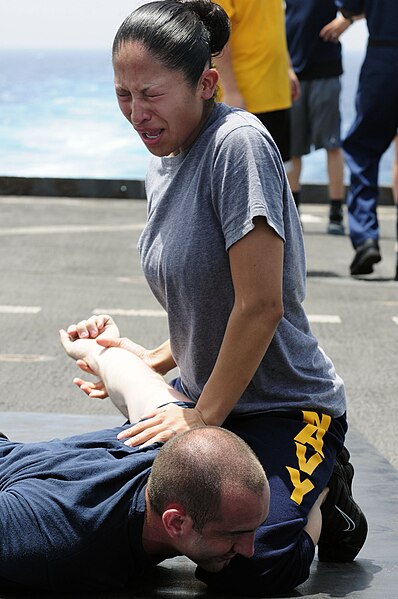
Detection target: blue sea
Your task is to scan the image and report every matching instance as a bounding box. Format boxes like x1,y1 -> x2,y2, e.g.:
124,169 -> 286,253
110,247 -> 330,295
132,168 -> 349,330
0,48 -> 394,184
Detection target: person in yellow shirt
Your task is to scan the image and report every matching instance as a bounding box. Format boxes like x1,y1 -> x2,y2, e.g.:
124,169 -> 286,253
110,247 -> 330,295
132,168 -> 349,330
214,0 -> 299,163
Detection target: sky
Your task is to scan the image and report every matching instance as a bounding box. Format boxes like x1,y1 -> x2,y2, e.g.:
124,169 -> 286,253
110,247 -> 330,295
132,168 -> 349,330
0,0 -> 149,50
0,0 -> 368,51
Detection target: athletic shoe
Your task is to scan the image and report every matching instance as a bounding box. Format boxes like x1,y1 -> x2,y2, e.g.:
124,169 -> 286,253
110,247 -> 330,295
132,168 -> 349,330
0,432 -> 9,440
350,238 -> 381,275
327,219 -> 345,235
318,447 -> 368,562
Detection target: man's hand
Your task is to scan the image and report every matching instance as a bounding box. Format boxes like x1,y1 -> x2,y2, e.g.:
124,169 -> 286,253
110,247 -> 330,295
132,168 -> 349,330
59,329 -> 105,375
65,314 -> 161,374
320,15 -> 352,43
66,314 -> 120,343
289,67 -> 300,103
72,377 -> 108,400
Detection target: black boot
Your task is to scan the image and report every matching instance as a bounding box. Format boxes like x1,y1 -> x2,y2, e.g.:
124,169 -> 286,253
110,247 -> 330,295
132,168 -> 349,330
350,239 -> 381,275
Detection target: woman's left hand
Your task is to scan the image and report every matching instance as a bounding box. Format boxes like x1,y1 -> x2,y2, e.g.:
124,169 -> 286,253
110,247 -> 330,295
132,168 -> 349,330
117,403 -> 205,448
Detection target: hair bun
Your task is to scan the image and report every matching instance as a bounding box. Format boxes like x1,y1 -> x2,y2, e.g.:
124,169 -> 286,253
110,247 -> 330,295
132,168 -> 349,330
177,0 -> 230,54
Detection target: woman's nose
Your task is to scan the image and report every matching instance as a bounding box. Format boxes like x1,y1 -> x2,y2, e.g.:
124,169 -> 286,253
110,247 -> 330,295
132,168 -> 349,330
130,98 -> 150,125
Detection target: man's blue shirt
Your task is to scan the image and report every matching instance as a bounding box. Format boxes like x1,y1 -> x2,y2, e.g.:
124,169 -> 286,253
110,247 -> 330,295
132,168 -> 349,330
286,0 -> 343,79
0,426 -> 160,591
336,0 -> 398,41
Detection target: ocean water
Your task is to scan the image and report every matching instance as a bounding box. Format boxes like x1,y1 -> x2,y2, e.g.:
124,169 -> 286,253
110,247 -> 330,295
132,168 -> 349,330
0,47 -> 394,184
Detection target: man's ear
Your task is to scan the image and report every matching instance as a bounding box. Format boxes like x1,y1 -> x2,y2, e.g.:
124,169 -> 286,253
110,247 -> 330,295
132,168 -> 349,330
162,505 -> 193,539
199,68 -> 219,100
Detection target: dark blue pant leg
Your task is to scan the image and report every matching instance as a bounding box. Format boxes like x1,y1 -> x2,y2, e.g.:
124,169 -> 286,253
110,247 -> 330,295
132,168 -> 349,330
343,47 -> 398,248
197,411 -> 347,596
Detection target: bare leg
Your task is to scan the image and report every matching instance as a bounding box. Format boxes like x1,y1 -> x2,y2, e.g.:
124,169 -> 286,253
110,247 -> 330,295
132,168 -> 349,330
393,136 -> 398,204
327,148 -> 345,234
393,136 -> 398,280
288,156 -> 302,210
327,147 -> 345,200
288,156 -> 302,193
304,487 -> 329,545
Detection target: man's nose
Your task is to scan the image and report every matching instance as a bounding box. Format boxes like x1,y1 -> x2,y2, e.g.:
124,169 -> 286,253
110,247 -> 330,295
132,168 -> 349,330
234,531 -> 255,558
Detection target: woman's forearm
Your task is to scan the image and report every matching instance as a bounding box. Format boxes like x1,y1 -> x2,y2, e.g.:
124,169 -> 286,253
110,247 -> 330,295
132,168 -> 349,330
195,302 -> 283,426
196,218 -> 284,426
150,339 -> 177,375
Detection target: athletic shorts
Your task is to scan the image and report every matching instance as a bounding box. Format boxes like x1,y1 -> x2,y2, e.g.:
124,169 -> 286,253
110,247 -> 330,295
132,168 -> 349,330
291,77 -> 341,157
171,376 -> 347,595
254,108 -> 291,163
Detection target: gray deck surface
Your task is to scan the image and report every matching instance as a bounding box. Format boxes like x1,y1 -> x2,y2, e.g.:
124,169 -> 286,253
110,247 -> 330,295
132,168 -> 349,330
0,196 -> 397,597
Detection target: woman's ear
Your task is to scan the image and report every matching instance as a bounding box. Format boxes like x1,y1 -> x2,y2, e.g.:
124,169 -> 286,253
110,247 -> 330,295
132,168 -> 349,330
200,68 -> 219,100
162,505 -> 193,538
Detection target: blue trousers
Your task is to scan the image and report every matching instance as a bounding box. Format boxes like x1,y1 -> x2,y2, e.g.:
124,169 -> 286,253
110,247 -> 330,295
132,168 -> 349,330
171,382 -> 347,595
343,45 -> 398,248
200,409 -> 346,595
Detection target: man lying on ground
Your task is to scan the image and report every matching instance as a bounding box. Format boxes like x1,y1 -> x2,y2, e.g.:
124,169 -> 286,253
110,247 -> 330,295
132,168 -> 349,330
0,325 -> 269,592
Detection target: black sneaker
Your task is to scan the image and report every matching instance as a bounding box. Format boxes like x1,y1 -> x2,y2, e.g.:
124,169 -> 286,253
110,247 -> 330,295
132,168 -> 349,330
327,218 -> 345,236
350,238 -> 381,275
327,203 -> 345,236
318,447 -> 368,562
0,432 -> 9,440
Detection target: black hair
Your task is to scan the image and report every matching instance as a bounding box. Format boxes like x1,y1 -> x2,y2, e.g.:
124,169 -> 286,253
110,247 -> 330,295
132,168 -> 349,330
112,0 -> 230,87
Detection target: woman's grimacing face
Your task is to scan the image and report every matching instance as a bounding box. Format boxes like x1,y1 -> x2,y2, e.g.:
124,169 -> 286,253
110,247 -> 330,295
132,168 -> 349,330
113,42 -> 218,157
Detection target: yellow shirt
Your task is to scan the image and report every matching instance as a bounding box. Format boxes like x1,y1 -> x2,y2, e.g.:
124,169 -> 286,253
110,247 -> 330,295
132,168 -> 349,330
215,0 -> 291,113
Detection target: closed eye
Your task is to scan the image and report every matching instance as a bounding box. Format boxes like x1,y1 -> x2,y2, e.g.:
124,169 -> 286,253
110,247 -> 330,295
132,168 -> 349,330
115,89 -> 131,98
145,93 -> 164,99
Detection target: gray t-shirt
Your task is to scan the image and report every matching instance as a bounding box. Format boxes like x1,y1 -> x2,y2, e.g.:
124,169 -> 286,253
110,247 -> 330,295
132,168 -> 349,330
138,103 -> 346,418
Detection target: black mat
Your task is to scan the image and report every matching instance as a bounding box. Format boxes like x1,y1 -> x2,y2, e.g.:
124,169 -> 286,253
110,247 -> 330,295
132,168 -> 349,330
0,414 -> 396,598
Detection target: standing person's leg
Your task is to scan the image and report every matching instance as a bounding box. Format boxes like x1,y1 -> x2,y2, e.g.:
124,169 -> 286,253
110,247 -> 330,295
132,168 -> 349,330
327,147 -> 345,234
343,47 -> 398,275
327,148 -> 345,199
255,108 -> 291,165
307,77 -> 345,235
393,135 -> 398,280
288,156 -> 303,210
393,136 -> 398,204
286,81 -> 311,212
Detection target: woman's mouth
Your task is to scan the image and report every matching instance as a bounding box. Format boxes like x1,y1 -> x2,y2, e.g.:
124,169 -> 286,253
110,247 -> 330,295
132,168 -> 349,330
140,129 -> 163,143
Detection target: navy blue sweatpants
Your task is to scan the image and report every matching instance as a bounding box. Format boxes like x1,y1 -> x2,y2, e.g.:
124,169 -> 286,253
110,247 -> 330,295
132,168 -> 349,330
180,405 -> 346,596
343,45 -> 398,248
